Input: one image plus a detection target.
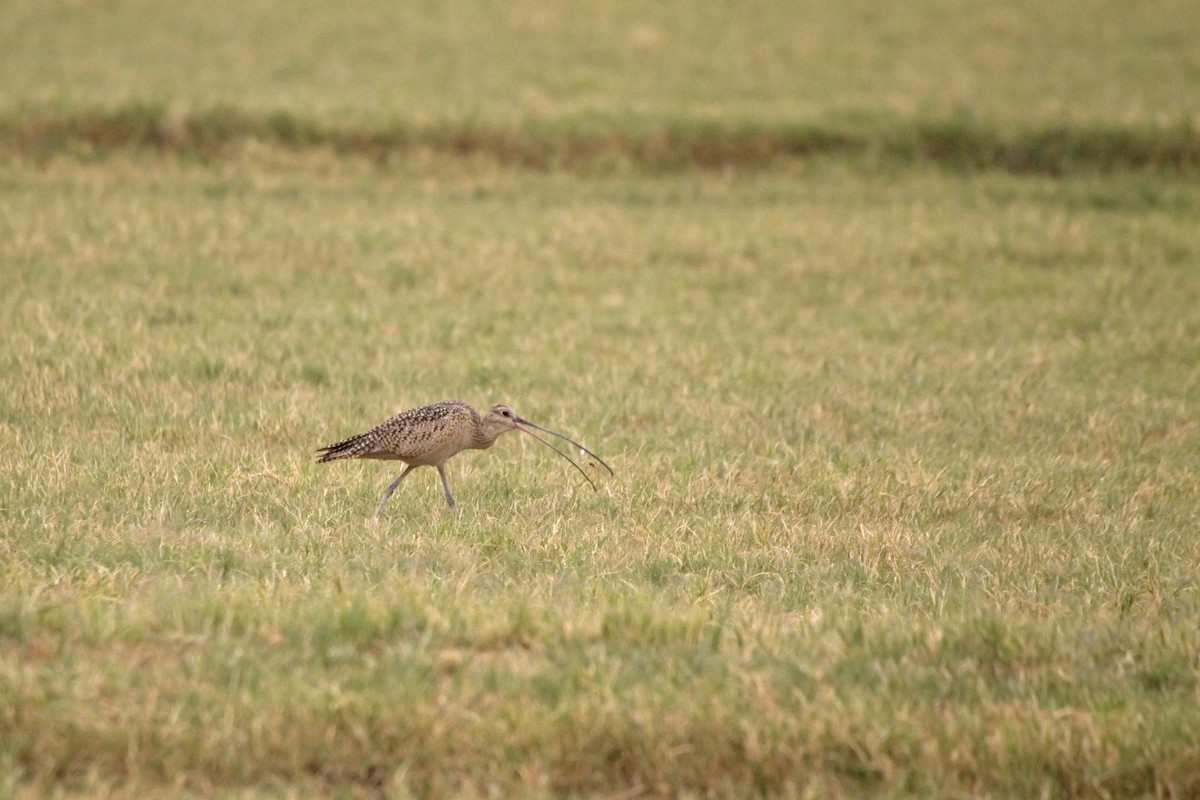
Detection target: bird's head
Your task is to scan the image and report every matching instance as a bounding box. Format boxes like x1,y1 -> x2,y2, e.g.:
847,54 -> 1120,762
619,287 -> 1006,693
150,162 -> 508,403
479,404 -> 615,488
480,403 -> 524,442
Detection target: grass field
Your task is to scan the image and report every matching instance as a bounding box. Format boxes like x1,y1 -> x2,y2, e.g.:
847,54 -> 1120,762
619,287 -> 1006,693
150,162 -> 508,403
3,2 -> 1200,798
5,0 -> 1200,129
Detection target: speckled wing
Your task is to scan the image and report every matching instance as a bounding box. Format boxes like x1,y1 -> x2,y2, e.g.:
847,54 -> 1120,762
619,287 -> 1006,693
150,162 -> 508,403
316,400 -> 476,464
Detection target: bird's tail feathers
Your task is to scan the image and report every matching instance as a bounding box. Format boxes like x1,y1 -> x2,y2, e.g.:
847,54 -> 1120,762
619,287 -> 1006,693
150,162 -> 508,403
315,432 -> 372,462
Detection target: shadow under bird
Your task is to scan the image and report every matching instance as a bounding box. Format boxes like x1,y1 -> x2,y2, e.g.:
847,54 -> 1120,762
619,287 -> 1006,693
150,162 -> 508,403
316,400 -> 614,516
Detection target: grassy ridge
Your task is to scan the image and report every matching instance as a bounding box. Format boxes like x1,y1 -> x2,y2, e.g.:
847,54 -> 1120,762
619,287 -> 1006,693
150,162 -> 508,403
3,105 -> 1199,173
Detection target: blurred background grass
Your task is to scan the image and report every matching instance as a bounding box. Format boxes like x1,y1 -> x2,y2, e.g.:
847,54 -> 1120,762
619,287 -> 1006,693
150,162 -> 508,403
3,0 -> 1198,137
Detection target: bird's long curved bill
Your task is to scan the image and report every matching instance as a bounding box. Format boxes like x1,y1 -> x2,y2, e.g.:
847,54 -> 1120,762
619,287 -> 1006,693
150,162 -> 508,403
513,417 -> 614,490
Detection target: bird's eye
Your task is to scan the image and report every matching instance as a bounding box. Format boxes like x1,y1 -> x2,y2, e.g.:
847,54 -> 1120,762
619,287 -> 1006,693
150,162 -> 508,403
502,410 -> 511,417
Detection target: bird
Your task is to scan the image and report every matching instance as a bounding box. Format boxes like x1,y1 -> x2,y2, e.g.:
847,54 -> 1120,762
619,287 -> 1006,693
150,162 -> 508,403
316,400 -> 614,516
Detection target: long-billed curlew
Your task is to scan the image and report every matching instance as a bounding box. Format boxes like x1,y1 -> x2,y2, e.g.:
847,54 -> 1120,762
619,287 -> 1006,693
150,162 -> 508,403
316,400 -> 613,516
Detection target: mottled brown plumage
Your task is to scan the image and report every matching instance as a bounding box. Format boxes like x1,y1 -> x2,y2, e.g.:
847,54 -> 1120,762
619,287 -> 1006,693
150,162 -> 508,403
317,400 -> 613,516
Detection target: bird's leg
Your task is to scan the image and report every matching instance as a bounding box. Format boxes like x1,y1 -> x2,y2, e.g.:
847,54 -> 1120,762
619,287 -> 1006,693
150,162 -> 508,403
374,465 -> 415,518
436,465 -> 457,511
